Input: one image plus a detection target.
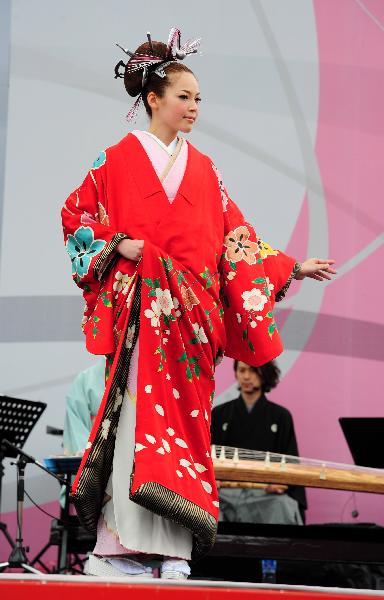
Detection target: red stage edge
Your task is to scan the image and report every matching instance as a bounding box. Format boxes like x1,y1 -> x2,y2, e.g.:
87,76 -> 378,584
0,576 -> 383,600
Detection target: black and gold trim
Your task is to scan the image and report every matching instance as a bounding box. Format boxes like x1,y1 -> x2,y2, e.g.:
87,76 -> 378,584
275,261 -> 301,302
131,481 -> 217,560
93,232 -> 128,281
72,275 -> 141,533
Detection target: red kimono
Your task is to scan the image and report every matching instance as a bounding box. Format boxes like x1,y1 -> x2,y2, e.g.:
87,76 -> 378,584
61,132 -> 298,558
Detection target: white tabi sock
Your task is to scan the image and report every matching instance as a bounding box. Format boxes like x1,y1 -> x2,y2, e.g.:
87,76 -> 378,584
107,557 -> 153,575
161,558 -> 191,576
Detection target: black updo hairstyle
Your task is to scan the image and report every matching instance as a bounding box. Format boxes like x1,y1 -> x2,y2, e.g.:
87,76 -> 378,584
123,40 -> 196,118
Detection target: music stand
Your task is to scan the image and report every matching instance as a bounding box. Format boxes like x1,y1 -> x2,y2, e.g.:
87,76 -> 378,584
339,417 -> 384,469
0,395 -> 46,573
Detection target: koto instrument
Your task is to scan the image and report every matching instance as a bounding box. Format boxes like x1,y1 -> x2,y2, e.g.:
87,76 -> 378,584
46,449 -> 384,494
212,445 -> 384,494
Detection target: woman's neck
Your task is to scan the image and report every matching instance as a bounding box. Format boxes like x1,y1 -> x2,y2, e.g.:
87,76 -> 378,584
147,124 -> 178,147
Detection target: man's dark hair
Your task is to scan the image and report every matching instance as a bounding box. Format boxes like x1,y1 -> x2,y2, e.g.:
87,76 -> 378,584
233,359 -> 281,393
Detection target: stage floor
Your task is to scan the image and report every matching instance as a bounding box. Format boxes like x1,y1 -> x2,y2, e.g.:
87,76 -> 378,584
1,574 -> 384,600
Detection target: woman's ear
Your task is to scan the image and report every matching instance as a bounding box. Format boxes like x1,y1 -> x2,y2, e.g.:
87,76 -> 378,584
146,91 -> 158,112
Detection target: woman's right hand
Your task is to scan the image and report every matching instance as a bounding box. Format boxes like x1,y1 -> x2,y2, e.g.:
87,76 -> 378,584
116,238 -> 144,262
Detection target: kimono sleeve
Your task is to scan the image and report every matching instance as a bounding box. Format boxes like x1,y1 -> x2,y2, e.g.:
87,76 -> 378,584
211,161 -> 298,366
254,234 -> 301,302
222,199 -> 299,305
61,151 -> 128,291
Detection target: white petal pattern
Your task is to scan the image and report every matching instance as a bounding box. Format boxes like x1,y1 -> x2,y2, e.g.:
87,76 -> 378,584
187,467 -> 197,479
156,447 -> 165,455
194,463 -> 207,473
113,390 -> 123,412
155,404 -> 165,416
162,438 -> 171,453
135,443 -> 146,452
166,427 -> 175,436
190,409 -> 199,418
101,419 -> 110,440
175,438 -> 188,448
179,458 -> 191,467
201,480 -> 212,494
176,470 -> 183,478
145,434 -> 156,444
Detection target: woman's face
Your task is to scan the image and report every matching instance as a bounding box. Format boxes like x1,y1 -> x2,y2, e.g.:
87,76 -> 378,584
149,71 -> 201,134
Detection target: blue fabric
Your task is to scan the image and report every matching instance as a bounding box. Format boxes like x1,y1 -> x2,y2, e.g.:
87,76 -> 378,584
63,357 -> 106,455
66,226 -> 106,278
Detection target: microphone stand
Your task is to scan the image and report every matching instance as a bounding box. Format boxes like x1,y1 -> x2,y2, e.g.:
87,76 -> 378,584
0,439 -> 69,574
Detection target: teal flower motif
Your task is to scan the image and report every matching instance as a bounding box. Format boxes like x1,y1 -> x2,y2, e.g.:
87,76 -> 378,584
66,226 -> 106,278
92,151 -> 106,169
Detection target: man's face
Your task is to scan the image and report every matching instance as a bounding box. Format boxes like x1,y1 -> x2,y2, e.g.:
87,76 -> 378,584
235,361 -> 262,394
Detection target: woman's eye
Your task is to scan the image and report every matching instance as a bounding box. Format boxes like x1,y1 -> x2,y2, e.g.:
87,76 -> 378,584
179,95 -> 202,102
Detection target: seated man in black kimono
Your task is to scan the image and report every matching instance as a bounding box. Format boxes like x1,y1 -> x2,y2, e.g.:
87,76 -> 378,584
211,360 -> 307,524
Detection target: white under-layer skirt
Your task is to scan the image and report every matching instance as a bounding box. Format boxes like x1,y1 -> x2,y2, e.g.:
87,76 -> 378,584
92,338 -> 193,560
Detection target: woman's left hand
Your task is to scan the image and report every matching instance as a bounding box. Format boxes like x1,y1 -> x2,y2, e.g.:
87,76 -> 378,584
295,258 -> 337,281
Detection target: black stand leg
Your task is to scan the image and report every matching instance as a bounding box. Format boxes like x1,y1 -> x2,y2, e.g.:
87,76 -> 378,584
0,445 -> 16,551
0,456 -> 42,574
30,541 -> 53,572
57,473 -> 70,573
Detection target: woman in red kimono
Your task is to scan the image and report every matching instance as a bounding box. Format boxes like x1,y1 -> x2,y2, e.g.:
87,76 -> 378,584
61,28 -> 335,579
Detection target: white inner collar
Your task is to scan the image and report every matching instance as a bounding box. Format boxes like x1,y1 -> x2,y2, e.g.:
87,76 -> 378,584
144,131 -> 179,156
